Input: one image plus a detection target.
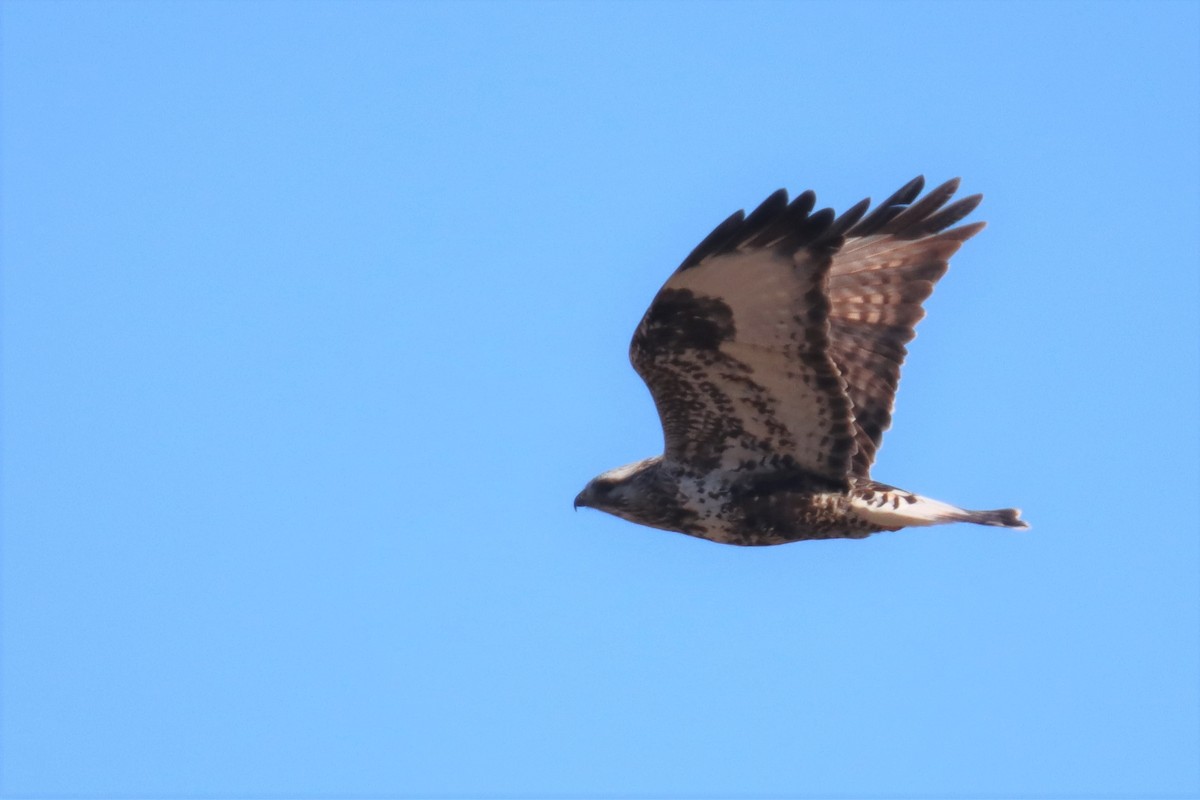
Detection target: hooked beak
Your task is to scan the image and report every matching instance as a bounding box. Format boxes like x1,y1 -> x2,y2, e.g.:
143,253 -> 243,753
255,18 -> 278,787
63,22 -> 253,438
573,489 -> 588,511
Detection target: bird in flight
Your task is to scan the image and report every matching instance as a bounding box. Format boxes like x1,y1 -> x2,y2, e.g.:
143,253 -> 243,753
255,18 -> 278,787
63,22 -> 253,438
575,176 -> 1028,546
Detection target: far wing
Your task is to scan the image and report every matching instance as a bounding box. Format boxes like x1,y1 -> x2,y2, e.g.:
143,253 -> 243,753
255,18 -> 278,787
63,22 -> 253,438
825,177 -> 985,476
629,190 -> 858,485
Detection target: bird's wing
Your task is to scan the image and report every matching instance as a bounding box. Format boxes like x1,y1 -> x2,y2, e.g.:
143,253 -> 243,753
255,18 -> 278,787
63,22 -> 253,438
629,188 -> 860,486
825,177 -> 985,476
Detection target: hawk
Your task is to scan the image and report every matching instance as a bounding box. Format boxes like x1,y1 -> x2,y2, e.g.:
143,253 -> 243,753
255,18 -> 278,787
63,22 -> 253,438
574,176 -> 1028,546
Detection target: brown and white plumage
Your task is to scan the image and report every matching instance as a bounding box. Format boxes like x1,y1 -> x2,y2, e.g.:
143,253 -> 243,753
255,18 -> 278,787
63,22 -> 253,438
575,177 -> 1027,545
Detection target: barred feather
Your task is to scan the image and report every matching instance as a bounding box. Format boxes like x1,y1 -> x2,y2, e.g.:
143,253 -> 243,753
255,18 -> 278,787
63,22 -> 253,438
827,180 -> 985,475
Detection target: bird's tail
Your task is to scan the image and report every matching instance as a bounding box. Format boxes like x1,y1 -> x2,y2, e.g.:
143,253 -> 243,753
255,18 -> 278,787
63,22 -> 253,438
850,483 -> 1030,530
957,506 -> 1028,529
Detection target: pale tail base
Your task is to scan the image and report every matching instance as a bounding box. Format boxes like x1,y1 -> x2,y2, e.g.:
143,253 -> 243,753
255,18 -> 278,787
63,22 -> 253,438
850,489 -> 1030,531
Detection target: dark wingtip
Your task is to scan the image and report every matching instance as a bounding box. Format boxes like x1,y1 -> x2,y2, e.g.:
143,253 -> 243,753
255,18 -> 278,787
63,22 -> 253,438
677,175 -> 982,272
737,189 -> 790,243
916,193 -> 984,235
845,175 -> 925,238
939,176 -> 962,194
893,175 -> 926,205
943,220 -> 987,242
846,177 -> 985,240
677,208 -> 746,270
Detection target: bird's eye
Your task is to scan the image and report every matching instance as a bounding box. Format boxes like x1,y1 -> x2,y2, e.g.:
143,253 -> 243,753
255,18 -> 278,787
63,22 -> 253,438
593,480 -> 614,495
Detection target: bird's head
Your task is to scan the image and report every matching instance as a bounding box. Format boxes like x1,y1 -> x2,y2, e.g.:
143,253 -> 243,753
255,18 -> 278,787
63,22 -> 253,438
574,457 -> 662,519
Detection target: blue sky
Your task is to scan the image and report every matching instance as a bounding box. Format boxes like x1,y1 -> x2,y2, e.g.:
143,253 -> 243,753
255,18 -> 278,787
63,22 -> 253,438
2,1 -> 1198,797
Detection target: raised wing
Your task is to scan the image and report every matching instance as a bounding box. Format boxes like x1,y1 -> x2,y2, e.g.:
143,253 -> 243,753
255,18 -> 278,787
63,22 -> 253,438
825,177 -> 985,475
629,189 -> 860,485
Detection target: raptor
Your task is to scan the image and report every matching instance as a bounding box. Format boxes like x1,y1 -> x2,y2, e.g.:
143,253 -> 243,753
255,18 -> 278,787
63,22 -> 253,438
574,176 -> 1028,545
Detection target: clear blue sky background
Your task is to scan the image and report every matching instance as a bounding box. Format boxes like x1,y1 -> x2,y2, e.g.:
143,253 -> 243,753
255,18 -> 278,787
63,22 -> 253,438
3,2 -> 1198,797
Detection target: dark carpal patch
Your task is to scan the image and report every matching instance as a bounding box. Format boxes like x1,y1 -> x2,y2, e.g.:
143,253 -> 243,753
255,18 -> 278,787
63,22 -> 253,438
638,289 -> 735,352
